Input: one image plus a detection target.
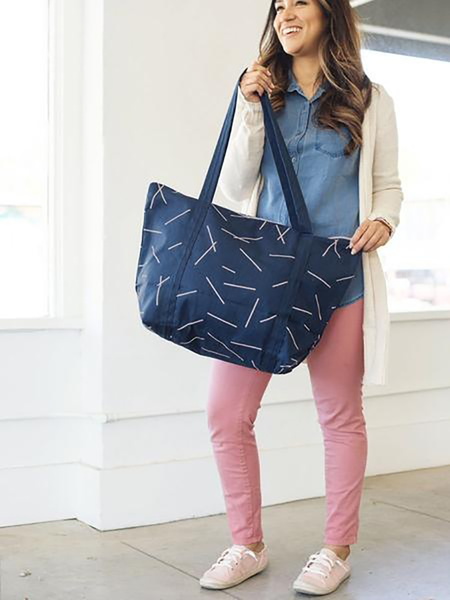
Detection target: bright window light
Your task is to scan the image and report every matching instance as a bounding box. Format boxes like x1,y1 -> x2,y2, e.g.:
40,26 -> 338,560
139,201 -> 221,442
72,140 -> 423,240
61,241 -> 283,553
362,48 -> 450,312
0,0 -> 49,318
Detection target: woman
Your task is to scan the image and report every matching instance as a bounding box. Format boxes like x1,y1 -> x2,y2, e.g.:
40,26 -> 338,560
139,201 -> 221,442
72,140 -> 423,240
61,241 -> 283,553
200,0 -> 403,595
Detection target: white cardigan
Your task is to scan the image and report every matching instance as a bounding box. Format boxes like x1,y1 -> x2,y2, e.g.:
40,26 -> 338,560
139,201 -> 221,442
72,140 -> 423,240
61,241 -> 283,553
215,82 -> 404,386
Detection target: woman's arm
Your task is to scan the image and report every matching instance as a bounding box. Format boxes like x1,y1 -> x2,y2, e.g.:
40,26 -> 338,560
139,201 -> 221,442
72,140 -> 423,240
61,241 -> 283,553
367,84 -> 404,239
217,85 -> 265,205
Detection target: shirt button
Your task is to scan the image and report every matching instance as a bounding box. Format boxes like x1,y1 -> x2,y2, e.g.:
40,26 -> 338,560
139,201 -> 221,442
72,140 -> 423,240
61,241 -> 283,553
291,156 -> 296,162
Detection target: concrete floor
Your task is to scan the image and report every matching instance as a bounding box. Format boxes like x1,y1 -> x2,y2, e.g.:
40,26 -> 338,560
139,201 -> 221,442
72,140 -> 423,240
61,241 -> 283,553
1,466 -> 449,600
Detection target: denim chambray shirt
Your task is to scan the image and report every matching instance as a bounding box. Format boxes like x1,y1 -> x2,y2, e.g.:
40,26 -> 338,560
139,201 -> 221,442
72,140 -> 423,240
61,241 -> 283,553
256,67 -> 364,308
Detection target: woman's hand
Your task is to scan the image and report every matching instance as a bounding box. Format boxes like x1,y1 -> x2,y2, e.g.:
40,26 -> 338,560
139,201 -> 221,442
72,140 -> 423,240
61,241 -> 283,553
349,218 -> 391,254
240,59 -> 275,103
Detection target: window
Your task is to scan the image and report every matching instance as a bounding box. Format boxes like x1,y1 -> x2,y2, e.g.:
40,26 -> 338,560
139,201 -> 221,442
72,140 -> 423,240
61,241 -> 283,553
0,0 -> 50,318
0,0 -> 83,326
362,49 -> 450,312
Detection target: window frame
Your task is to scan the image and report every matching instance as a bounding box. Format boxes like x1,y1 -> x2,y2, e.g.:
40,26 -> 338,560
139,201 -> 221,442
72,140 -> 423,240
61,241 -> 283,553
360,24 -> 450,320
0,0 -> 84,330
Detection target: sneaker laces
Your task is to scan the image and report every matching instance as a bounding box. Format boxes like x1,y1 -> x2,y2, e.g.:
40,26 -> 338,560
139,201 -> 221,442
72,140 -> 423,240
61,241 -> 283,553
210,545 -> 258,571
301,551 -> 335,578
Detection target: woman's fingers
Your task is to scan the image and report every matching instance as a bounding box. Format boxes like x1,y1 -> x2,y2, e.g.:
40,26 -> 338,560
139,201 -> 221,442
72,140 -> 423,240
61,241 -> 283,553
362,229 -> 387,252
248,61 -> 274,90
240,60 -> 275,100
350,220 -> 390,253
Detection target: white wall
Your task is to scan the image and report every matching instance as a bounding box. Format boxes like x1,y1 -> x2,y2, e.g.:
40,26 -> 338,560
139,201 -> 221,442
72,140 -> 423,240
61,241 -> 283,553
0,0 -> 449,530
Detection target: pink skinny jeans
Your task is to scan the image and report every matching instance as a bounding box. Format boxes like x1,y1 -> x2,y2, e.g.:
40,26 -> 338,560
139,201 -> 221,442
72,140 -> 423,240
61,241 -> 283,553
206,297 -> 367,547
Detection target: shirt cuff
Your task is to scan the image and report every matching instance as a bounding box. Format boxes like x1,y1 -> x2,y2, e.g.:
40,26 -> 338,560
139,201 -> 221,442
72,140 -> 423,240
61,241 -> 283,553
236,83 -> 264,122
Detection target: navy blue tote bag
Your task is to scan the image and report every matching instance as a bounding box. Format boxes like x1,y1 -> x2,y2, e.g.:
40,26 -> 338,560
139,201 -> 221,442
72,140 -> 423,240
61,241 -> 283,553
135,68 -> 360,375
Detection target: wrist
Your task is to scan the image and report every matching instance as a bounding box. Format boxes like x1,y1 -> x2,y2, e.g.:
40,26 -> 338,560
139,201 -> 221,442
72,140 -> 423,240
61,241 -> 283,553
373,217 -> 393,237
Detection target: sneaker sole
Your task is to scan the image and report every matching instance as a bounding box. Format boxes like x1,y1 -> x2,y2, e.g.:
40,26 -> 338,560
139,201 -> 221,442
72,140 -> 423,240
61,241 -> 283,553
200,559 -> 268,590
293,570 -> 351,595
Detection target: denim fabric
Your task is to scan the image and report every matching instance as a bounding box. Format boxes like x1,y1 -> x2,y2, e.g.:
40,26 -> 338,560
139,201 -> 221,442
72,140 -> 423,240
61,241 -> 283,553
256,67 -> 364,307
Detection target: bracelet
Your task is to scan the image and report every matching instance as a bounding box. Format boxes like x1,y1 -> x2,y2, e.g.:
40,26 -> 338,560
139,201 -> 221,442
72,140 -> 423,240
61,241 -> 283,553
373,217 -> 393,237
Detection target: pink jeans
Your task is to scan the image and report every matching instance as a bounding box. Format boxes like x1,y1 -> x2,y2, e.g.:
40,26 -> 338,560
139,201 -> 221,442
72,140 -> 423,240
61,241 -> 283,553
206,297 -> 367,546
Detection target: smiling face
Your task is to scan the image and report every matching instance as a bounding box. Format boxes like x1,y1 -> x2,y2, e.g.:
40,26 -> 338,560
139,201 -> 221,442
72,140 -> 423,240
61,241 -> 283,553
273,0 -> 326,56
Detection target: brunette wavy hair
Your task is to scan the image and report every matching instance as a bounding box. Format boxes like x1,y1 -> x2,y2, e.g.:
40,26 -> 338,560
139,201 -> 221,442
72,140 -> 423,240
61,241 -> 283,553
258,0 -> 376,156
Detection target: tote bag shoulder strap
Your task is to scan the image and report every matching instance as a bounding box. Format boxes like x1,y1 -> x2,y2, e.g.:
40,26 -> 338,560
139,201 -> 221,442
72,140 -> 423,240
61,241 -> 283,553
199,67 -> 312,236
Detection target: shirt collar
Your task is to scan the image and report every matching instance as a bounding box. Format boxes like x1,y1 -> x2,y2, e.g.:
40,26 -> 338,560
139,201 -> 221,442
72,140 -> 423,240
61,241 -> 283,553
286,67 -> 328,101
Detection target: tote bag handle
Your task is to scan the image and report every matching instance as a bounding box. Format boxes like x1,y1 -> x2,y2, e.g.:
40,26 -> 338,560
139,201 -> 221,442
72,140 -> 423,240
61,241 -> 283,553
199,67 -> 313,236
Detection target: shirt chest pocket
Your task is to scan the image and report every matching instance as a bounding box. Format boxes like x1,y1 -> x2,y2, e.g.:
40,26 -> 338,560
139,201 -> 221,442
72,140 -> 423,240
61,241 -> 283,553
314,125 -> 351,158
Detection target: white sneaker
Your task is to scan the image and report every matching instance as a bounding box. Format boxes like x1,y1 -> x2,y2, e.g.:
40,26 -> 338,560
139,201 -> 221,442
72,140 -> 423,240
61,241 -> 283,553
293,547 -> 351,595
200,543 -> 269,590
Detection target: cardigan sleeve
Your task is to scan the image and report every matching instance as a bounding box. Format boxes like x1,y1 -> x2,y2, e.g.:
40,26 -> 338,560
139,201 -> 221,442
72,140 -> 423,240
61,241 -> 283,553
217,84 -> 265,206
367,84 -> 404,240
